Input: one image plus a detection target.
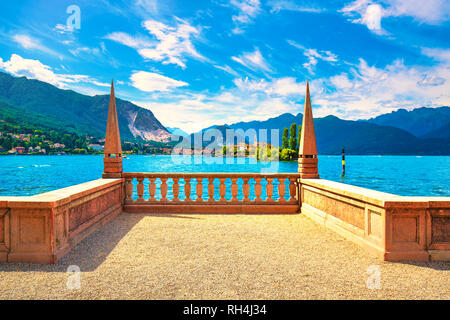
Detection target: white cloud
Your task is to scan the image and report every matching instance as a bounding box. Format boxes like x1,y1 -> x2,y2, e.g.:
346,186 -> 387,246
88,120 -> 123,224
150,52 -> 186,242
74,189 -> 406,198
268,0 -> 325,13
303,49 -> 338,73
105,32 -> 153,49
12,34 -> 56,55
341,0 -> 386,34
385,0 -> 450,24
214,64 -> 239,76
105,18 -> 206,69
311,55 -> 450,119
134,93 -> 297,134
416,74 -> 445,87
0,54 -> 109,89
106,18 -> 205,68
69,47 -> 101,57
234,77 -> 305,96
422,47 -> 450,63
137,47 -> 450,133
140,18 -> 204,68
230,0 -> 261,33
361,4 -> 384,31
341,0 -> 450,34
130,71 -> 188,92
132,75 -> 306,133
135,0 -> 158,15
54,24 -> 75,34
232,48 -> 271,72
288,40 -> 338,74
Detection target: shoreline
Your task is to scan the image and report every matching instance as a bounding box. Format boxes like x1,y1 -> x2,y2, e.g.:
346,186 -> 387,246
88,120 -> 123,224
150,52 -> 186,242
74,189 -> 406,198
0,153 -> 449,157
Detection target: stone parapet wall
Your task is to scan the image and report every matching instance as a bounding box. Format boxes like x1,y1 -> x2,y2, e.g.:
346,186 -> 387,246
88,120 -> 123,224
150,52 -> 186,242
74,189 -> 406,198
0,179 -> 123,264
300,179 -> 450,261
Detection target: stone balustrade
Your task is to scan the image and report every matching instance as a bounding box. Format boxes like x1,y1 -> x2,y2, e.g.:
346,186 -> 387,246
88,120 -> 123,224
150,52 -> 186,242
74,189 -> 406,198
0,179 -> 123,263
1,174 -> 448,263
122,173 -> 300,214
299,178 -> 450,261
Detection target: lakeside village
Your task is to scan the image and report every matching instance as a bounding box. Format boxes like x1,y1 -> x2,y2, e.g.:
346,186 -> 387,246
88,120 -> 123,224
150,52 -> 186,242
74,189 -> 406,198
0,118 -> 303,161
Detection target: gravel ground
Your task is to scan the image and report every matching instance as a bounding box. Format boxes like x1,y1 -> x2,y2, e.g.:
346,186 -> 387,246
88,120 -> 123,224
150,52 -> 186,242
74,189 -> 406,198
0,213 -> 448,300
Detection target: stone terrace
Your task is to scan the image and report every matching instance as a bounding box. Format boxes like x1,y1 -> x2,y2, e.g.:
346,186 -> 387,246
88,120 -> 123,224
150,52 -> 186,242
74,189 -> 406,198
0,213 -> 448,300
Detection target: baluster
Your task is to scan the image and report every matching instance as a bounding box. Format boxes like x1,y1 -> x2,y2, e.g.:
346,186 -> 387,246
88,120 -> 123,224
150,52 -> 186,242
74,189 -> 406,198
160,178 -> 168,202
148,178 -> 156,202
172,178 -> 180,202
243,178 -> 250,202
219,178 -> 226,202
278,178 -> 286,202
184,177 -> 191,201
125,178 -> 133,201
208,177 -> 215,202
196,177 -> 203,202
254,178 -> 262,202
136,177 -> 145,202
266,178 -> 273,202
289,178 -> 297,201
231,178 -> 238,202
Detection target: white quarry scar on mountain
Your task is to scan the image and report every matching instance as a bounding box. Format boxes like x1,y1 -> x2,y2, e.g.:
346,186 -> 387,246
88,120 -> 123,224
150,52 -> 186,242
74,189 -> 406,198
127,110 -> 172,142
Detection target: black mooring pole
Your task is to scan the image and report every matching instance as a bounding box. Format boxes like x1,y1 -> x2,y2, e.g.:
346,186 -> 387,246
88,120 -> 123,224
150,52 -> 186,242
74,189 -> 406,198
342,147 -> 345,177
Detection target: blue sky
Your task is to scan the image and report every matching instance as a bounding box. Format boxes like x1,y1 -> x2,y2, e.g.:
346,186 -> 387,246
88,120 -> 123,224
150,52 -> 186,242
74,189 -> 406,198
0,0 -> 449,133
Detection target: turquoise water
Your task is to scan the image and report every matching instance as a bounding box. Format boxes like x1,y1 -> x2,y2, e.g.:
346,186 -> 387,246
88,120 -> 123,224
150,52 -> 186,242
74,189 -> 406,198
0,155 -> 448,197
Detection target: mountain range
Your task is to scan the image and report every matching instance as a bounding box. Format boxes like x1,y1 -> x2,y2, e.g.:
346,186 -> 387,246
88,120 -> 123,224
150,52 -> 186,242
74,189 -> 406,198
0,72 -> 171,142
367,107 -> 450,139
0,71 -> 448,155
194,107 -> 450,155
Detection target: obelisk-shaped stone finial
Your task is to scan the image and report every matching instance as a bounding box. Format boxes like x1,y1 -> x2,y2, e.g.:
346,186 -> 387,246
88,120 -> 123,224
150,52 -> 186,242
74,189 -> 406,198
103,79 -> 123,178
298,81 -> 319,179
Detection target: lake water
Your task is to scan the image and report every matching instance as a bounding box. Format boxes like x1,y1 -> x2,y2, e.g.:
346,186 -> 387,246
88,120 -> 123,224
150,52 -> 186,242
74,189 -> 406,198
0,155 -> 449,197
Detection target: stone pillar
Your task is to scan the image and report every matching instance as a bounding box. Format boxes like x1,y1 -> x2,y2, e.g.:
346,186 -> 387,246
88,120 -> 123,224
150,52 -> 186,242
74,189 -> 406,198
102,80 -> 123,179
298,81 -> 319,179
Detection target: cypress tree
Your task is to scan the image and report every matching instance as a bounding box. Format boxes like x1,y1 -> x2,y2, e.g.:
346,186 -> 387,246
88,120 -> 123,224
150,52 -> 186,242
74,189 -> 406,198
297,124 -> 302,152
289,123 -> 297,150
282,128 -> 289,149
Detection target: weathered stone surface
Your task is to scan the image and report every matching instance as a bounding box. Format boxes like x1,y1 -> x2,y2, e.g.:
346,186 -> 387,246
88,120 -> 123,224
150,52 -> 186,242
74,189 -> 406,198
432,216 -> 450,243
104,80 -> 122,155
298,82 -> 319,179
300,178 -> 450,261
0,179 -> 123,264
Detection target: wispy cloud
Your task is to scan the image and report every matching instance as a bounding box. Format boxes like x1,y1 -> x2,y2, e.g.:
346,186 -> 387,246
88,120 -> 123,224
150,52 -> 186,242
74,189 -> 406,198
132,74 -> 307,133
312,55 -> 450,119
130,71 -> 188,92
106,18 -> 205,68
230,0 -> 261,34
105,32 -> 153,49
268,0 -> 325,14
53,24 -> 76,35
135,0 -> 158,15
288,40 -> 338,74
386,0 -> 450,24
69,47 -> 101,57
133,47 -> 450,133
12,34 -> 57,55
341,0 -> 450,35
214,64 -> 239,76
234,77 -> 305,96
231,48 -> 271,72
422,47 -> 450,63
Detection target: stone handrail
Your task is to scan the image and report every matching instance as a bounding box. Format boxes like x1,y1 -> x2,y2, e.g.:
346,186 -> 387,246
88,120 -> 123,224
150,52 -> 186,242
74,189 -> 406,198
299,178 -> 450,261
0,179 -> 123,263
122,172 -> 301,214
